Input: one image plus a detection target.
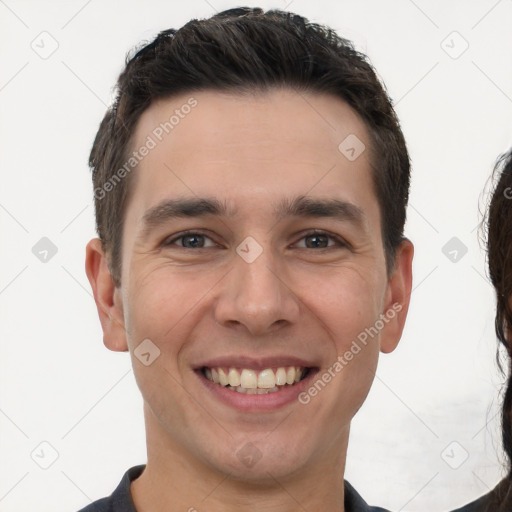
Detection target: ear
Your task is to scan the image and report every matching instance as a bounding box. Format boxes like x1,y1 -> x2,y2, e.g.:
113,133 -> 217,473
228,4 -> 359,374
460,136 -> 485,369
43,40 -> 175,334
85,238 -> 128,352
380,238 -> 414,354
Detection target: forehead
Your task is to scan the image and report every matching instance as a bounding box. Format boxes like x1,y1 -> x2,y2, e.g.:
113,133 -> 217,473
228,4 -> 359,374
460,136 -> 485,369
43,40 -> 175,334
127,88 -> 378,223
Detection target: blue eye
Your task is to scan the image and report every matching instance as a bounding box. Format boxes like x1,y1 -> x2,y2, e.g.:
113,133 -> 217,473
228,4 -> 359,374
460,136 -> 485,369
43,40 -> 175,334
162,230 -> 347,250
295,231 -> 346,249
164,232 -> 216,248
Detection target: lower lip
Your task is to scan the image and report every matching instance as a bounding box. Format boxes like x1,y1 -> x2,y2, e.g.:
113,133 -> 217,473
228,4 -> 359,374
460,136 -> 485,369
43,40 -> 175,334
196,369 -> 318,412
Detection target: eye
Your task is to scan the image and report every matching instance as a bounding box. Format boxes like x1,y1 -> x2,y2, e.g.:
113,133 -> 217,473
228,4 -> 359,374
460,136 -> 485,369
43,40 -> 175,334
163,232 -> 217,249
294,231 -> 348,249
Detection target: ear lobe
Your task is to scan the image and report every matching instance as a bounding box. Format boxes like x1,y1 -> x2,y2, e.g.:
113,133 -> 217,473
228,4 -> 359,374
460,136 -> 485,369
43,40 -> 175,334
85,238 -> 128,352
380,239 -> 414,354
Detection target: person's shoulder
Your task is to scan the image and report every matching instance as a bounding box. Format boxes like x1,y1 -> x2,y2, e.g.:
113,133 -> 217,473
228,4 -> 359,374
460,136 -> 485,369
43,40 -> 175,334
449,478 -> 512,512
344,480 -> 390,512
75,465 -> 146,512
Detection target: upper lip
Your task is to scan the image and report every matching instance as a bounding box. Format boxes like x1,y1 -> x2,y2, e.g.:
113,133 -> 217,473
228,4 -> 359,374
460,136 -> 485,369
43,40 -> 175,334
195,355 -> 318,371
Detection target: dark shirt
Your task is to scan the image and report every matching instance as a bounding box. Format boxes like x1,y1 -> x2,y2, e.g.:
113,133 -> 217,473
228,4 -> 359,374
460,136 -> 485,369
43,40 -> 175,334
450,478 -> 512,512
76,465 -> 390,512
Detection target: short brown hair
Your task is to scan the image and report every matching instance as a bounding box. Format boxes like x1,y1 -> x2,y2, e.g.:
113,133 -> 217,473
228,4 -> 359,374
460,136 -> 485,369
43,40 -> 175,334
89,7 -> 410,286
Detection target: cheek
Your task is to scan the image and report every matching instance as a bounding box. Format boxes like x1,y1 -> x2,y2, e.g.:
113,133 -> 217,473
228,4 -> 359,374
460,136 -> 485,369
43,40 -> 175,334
124,264 -> 216,348
296,268 -> 384,408
122,269 -> 203,427
301,268 -> 384,345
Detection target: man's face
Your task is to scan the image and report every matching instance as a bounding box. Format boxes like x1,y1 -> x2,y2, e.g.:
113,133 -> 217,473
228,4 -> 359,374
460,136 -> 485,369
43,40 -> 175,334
99,89 -> 411,481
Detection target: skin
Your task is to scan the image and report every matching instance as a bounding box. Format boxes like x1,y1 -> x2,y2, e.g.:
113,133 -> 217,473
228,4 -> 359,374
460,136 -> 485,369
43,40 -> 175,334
86,88 -> 413,512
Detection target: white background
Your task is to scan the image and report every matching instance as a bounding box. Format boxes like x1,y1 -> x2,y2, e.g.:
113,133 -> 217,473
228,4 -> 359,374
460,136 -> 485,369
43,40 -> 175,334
1,0 -> 512,510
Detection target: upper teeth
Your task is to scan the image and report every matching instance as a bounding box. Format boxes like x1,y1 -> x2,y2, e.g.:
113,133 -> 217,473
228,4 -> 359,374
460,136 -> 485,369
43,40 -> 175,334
205,366 -> 304,389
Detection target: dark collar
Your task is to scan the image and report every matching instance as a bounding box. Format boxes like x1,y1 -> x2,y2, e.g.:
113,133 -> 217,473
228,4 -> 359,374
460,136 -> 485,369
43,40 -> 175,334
80,465 -> 389,512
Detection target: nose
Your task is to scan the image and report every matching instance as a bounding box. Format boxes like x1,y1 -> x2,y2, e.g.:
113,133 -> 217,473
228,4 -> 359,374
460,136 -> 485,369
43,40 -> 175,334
213,245 -> 301,337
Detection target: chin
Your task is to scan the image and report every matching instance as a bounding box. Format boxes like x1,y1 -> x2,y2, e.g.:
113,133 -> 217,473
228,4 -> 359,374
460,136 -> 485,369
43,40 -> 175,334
198,433 -> 313,484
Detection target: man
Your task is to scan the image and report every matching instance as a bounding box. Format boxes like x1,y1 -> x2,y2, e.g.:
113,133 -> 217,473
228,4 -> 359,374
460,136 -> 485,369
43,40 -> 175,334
83,7 -> 413,511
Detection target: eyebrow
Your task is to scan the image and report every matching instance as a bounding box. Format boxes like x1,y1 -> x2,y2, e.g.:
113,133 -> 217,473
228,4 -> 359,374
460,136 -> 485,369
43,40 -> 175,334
275,195 -> 365,227
140,195 -> 365,237
140,198 -> 232,237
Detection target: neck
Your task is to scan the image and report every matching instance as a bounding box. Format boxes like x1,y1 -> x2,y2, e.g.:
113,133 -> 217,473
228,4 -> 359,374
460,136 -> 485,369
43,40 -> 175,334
131,405 -> 349,512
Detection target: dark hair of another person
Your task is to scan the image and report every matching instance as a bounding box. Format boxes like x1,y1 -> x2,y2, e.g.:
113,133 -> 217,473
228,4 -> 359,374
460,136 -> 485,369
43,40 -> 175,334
89,7 -> 410,287
486,149 -> 512,510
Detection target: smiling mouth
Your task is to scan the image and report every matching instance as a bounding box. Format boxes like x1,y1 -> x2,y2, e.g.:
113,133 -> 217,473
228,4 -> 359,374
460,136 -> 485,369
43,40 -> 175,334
202,366 -> 311,394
